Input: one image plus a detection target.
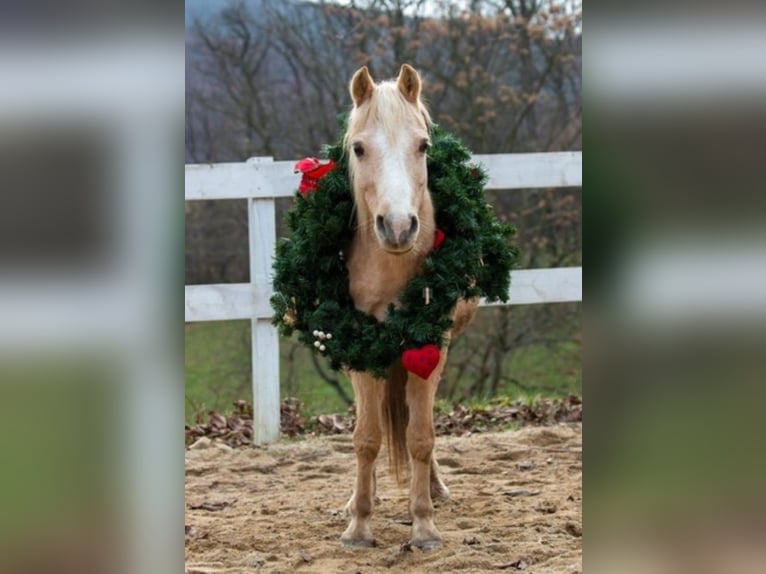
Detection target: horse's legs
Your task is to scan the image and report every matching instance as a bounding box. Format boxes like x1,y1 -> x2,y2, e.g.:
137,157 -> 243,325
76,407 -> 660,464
430,458 -> 450,500
406,348 -> 449,549
424,306 -> 474,503
341,371 -> 383,547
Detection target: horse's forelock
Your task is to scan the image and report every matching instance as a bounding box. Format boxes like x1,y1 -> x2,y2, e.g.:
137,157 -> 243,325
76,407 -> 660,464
345,81 -> 430,151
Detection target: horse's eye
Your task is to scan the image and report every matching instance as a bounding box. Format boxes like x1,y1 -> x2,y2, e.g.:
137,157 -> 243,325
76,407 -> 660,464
353,142 -> 365,158
418,140 -> 430,154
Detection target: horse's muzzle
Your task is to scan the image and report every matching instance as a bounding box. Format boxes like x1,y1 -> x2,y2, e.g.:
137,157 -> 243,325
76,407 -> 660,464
375,213 -> 419,252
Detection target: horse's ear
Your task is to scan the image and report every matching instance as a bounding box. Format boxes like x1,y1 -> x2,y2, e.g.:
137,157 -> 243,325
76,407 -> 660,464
397,64 -> 421,104
350,66 -> 375,107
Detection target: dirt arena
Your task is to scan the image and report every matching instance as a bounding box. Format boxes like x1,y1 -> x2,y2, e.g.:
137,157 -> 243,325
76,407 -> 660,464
185,423 -> 582,574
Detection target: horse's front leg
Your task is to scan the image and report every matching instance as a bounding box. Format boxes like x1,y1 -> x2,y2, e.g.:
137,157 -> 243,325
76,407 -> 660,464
406,347 -> 449,549
341,371 -> 383,547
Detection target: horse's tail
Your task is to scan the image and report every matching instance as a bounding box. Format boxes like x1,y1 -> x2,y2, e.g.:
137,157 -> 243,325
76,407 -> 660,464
384,360 -> 409,485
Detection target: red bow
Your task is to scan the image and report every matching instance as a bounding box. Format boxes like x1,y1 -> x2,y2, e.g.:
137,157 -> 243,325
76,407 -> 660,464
294,157 -> 337,196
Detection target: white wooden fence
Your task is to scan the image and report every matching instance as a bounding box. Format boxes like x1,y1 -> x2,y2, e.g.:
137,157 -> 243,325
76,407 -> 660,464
185,152 -> 582,444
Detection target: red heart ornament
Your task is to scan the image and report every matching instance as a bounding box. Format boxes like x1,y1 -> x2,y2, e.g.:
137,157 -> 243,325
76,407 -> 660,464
432,229 -> 445,250
402,344 -> 441,380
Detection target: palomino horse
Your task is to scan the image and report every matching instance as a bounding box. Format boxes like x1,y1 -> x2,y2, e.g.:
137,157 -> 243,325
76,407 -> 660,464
342,64 -> 477,550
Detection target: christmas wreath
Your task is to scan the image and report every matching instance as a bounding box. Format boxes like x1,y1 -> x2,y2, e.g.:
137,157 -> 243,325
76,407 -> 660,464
271,123 -> 518,378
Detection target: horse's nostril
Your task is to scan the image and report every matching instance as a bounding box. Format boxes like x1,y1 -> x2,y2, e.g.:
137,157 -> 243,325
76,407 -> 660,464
375,215 -> 385,233
409,215 -> 419,235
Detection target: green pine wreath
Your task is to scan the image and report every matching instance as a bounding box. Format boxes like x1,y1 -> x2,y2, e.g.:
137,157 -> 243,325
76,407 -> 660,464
271,123 -> 519,378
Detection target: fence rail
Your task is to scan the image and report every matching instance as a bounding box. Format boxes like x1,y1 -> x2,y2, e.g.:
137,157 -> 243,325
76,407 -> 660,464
185,151 -> 582,200
185,152 -> 582,444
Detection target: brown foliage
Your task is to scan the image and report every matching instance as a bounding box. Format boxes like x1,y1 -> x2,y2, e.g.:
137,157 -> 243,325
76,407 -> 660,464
184,395 -> 582,447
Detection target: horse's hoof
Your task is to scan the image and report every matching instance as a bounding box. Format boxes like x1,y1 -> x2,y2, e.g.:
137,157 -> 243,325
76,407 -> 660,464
341,537 -> 376,548
411,538 -> 442,551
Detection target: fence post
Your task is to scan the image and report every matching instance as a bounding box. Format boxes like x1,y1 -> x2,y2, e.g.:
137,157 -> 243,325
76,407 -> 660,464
247,157 -> 280,444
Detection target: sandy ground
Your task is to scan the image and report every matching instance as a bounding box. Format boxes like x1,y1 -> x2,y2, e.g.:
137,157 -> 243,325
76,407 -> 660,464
185,424 -> 582,574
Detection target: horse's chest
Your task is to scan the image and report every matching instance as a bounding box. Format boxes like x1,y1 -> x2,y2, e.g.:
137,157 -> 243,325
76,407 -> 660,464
348,271 -> 410,322
347,255 -> 415,322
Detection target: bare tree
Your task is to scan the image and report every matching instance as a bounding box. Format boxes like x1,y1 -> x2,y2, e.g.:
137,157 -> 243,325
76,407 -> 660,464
185,0 -> 582,402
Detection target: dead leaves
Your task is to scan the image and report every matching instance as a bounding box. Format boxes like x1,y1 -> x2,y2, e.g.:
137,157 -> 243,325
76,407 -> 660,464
280,397 -> 306,437
186,399 -> 305,447
188,499 -> 236,512
315,413 -> 348,434
434,395 -> 582,435
186,395 -> 582,448
185,400 -> 254,447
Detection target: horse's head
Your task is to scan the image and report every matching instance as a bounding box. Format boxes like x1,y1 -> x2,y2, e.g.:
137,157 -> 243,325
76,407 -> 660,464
345,64 -> 433,254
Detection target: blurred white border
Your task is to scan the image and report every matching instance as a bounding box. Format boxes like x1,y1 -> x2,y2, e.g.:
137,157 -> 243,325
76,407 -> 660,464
589,19 -> 766,104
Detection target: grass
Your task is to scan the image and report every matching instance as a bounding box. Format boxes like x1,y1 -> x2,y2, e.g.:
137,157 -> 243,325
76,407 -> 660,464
185,321 -> 253,421
185,319 -> 581,425
501,339 -> 582,396
185,320 -> 355,423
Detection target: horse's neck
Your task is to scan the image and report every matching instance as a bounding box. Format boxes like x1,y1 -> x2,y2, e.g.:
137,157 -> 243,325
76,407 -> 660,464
347,207 -> 434,322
